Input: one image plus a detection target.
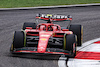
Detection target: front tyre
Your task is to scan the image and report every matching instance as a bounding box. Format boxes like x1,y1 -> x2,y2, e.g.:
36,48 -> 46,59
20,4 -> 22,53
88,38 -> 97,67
10,31 -> 26,51
64,34 -> 77,58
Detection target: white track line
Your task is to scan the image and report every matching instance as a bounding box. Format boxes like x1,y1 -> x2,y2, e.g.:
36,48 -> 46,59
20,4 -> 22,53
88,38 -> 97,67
77,38 -> 100,51
58,55 -> 67,67
58,38 -> 100,67
68,59 -> 100,67
80,43 -> 100,52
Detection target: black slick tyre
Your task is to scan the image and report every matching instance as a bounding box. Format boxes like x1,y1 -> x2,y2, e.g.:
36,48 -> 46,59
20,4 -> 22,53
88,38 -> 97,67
22,22 -> 37,30
64,34 -> 77,58
12,31 -> 25,49
69,24 -> 83,46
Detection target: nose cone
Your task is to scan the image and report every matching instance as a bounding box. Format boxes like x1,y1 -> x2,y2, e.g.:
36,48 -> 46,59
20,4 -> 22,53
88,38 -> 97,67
38,47 -> 46,53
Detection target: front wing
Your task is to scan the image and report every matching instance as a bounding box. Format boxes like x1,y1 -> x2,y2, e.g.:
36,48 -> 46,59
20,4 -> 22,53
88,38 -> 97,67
11,47 -> 73,57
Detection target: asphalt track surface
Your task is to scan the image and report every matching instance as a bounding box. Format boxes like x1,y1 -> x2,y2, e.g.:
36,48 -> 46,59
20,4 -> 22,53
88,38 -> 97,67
0,6 -> 100,67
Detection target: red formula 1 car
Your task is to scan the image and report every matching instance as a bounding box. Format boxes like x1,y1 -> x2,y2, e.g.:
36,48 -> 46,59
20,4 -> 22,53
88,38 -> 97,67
10,14 -> 83,57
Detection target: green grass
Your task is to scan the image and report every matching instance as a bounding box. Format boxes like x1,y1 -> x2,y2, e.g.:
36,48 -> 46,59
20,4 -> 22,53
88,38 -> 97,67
0,0 -> 100,8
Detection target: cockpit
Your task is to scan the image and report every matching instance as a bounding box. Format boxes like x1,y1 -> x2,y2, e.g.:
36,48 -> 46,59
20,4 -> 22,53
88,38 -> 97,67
36,23 -> 61,31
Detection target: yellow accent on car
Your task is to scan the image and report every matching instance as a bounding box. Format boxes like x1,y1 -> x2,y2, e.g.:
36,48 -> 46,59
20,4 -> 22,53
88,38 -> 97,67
20,51 -> 22,52
40,49 -> 42,51
11,32 -> 15,51
41,38 -> 47,41
81,26 -> 83,45
70,31 -> 73,34
47,14 -> 52,17
11,44 -> 14,51
64,33 -> 67,50
53,33 -> 55,36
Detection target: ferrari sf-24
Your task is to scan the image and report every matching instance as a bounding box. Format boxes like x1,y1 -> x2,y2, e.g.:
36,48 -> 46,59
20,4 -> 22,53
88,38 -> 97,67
10,14 -> 83,57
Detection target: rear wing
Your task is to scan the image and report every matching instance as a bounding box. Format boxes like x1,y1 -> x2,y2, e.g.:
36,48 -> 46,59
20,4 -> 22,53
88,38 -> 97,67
36,14 -> 72,21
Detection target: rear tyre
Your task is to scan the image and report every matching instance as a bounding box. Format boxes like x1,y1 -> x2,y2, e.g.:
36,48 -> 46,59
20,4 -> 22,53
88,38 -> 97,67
22,22 -> 37,30
64,34 -> 77,58
10,31 -> 26,51
69,24 -> 83,46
